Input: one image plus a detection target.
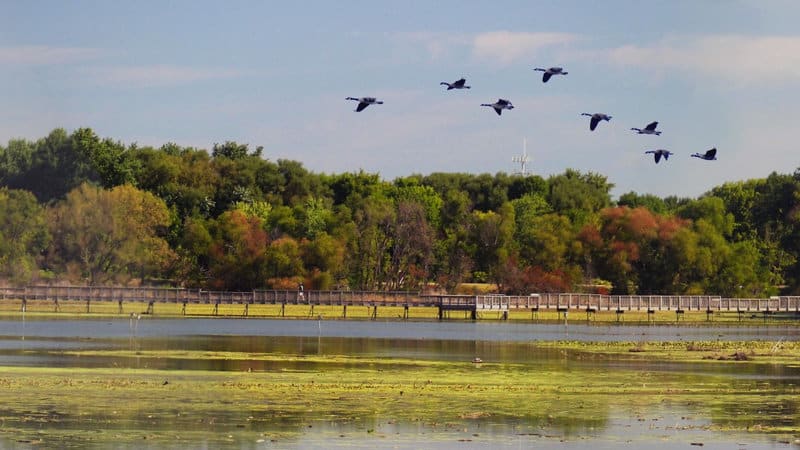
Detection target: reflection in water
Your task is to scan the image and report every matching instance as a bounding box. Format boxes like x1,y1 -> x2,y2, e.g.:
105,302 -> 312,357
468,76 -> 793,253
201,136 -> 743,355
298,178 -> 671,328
2,317 -> 800,342
5,334 -> 799,381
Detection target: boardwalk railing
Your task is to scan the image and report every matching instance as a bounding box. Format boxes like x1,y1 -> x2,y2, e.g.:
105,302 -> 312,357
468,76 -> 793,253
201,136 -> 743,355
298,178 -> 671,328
1,286 -> 799,313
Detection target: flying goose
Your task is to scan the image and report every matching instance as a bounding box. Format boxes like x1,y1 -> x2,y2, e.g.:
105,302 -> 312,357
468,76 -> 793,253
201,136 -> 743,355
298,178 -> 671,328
533,67 -> 568,83
691,148 -> 717,160
644,149 -> 674,163
440,78 -> 471,90
481,98 -> 514,116
346,97 -> 383,112
631,121 -> 662,135
581,112 -> 612,131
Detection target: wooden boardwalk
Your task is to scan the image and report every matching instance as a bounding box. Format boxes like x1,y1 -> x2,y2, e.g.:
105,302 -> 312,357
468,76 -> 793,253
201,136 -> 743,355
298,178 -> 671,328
2,286 -> 799,320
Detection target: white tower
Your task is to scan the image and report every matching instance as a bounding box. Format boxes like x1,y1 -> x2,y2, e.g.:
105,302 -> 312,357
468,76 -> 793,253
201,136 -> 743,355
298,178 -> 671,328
512,138 -> 531,175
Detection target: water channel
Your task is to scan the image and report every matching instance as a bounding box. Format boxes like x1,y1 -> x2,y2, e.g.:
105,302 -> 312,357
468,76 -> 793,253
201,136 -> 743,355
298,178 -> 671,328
0,317 -> 798,449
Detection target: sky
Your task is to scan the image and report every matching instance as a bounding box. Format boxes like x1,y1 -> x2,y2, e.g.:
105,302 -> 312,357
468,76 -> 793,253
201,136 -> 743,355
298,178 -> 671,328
2,0 -> 800,199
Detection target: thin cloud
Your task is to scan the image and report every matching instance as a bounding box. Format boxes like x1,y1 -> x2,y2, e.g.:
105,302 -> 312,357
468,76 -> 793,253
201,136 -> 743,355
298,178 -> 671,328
0,45 -> 105,66
603,35 -> 800,85
391,32 -> 471,60
471,31 -> 578,65
392,31 -> 578,64
86,64 -> 246,87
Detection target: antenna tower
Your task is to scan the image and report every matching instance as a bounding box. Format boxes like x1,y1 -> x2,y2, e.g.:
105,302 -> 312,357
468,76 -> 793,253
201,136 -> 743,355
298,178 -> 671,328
512,138 -> 530,175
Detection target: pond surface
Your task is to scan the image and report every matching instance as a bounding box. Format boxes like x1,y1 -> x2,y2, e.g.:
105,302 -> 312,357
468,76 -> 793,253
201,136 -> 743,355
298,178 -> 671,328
0,317 -> 798,449
4,316 -> 800,341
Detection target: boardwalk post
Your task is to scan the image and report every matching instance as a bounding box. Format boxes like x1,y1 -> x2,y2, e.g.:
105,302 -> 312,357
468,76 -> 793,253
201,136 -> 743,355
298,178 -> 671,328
4,286 -> 799,323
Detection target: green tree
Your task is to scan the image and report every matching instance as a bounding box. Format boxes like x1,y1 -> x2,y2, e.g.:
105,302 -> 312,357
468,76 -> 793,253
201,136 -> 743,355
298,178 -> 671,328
346,196 -> 395,290
393,183 -> 443,230
298,196 -> 332,238
47,184 -> 174,285
435,189 -> 474,290
548,169 -> 613,224
212,141 -> 256,160
0,129 -> 97,202
677,196 -> 734,238
264,237 -> 305,287
617,191 -> 668,214
0,188 -> 50,283
470,202 -> 515,285
71,127 -> 139,188
517,214 -> 574,271
301,232 -> 345,277
206,210 -> 269,290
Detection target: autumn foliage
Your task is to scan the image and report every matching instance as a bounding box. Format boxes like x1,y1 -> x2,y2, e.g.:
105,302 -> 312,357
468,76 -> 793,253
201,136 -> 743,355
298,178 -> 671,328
0,128 -> 798,296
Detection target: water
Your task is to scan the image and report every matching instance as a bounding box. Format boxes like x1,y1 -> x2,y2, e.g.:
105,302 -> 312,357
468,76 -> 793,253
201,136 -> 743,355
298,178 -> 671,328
2,317 -> 799,342
0,317 -> 797,449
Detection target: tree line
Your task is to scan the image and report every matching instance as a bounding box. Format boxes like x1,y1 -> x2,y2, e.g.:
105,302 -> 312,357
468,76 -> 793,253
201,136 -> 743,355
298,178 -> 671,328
0,128 -> 798,296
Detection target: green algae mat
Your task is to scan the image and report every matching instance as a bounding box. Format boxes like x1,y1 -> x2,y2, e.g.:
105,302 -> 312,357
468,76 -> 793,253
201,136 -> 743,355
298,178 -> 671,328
0,340 -> 799,448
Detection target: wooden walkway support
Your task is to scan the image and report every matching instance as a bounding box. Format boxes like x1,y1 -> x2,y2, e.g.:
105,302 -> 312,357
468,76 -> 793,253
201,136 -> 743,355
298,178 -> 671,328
1,286 -> 799,320
434,295 -> 511,320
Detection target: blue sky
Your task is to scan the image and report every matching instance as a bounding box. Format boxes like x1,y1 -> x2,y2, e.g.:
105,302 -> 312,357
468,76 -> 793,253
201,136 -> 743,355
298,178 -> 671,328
2,1 -> 800,198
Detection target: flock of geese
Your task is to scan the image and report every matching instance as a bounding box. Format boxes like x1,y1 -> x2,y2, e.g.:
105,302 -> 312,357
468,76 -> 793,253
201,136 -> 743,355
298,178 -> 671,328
346,67 -> 718,165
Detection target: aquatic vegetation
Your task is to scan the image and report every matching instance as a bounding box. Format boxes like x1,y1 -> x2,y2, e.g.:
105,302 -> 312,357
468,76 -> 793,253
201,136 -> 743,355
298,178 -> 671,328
0,339 -> 798,447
